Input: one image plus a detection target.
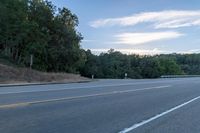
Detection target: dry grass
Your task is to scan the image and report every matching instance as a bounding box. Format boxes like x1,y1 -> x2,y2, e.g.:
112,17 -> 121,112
0,64 -> 90,84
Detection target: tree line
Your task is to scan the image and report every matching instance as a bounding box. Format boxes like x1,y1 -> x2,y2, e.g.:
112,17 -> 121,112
1,0 -> 200,79
81,49 -> 200,78
0,0 -> 85,73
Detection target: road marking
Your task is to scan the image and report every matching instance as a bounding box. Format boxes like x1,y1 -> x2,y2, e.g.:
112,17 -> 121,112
0,81 -> 172,95
0,103 -> 29,109
119,95 -> 200,133
0,78 -> 198,95
0,85 -> 170,109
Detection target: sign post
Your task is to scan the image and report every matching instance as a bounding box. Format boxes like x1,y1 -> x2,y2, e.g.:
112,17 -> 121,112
30,54 -> 33,69
125,73 -> 127,79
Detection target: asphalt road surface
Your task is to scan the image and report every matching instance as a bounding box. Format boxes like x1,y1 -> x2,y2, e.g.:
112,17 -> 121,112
0,78 -> 200,133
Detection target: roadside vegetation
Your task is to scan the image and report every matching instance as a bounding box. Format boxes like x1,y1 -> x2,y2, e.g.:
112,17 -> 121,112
0,63 -> 89,83
82,49 -> 200,78
1,0 -> 200,80
0,0 -> 85,73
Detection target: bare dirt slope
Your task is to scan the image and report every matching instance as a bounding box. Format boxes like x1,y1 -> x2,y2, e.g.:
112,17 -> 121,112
0,64 -> 90,84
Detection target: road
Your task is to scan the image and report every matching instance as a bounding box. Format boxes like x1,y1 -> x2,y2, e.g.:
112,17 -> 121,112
0,78 -> 200,133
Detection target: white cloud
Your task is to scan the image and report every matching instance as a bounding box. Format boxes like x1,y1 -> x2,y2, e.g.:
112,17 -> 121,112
89,48 -> 200,55
114,31 -> 184,45
82,39 -> 96,42
90,48 -> 168,55
184,49 -> 200,53
90,10 -> 200,29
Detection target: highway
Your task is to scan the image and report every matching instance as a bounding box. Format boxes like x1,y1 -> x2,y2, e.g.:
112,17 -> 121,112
0,78 -> 200,133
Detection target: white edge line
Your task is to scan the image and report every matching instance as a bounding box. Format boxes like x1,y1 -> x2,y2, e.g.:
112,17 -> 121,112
0,78 -> 197,95
119,95 -> 200,133
0,85 -> 170,109
0,81 -> 170,95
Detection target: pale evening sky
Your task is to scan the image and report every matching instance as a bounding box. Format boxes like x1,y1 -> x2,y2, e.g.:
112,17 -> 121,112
50,0 -> 200,55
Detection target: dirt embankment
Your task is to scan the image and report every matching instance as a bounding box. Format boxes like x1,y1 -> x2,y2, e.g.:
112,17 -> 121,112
0,64 -> 90,84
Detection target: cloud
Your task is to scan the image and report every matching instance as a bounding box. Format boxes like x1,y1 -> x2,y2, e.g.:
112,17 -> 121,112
114,31 -> 184,45
90,10 -> 200,29
184,49 -> 200,53
82,39 -> 96,42
90,48 -> 168,55
89,48 -> 200,55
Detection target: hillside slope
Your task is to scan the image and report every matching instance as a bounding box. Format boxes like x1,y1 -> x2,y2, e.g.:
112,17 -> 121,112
0,64 -> 90,84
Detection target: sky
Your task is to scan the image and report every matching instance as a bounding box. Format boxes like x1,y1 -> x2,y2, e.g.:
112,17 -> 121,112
50,0 -> 200,55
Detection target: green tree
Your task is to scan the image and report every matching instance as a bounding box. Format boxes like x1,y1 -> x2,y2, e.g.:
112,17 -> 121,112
0,0 -> 85,73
